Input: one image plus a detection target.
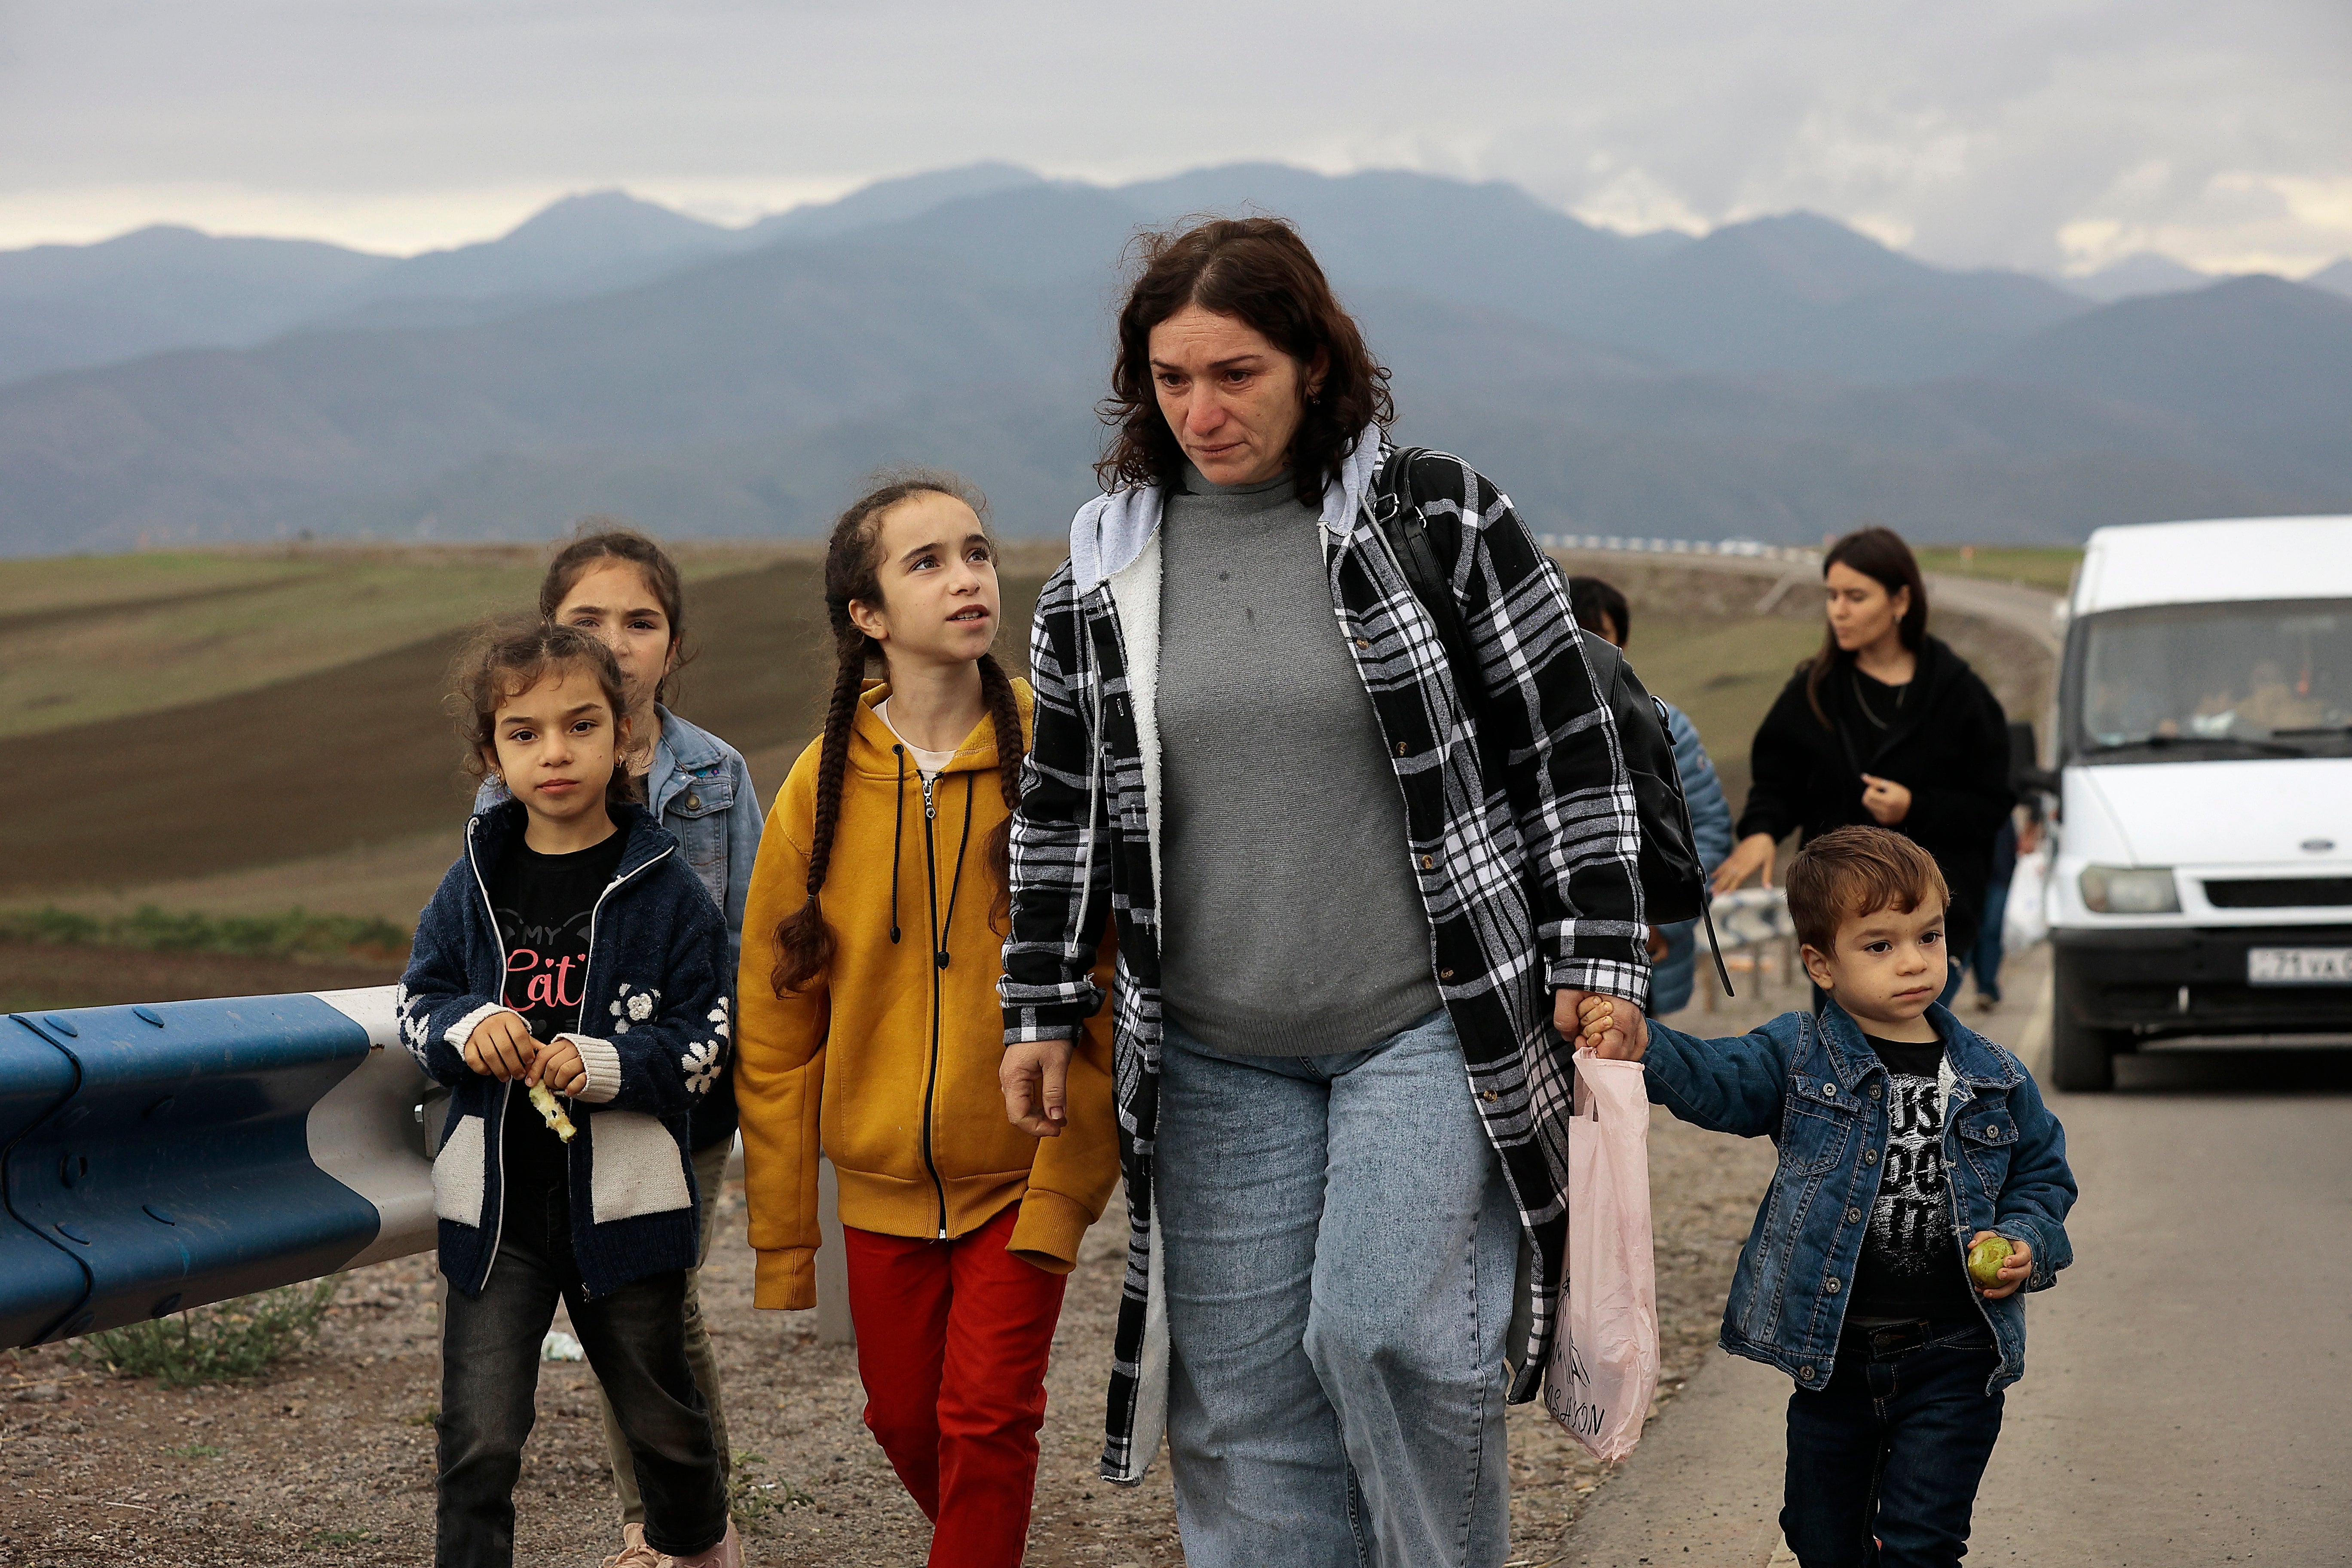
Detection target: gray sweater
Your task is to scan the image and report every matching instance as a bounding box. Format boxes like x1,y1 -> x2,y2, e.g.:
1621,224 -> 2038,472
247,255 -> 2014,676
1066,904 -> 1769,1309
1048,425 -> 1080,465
1157,466 -> 1443,1055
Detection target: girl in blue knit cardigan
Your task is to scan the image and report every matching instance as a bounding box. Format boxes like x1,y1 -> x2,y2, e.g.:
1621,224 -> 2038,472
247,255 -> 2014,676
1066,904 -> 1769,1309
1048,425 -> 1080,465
398,622 -> 739,1568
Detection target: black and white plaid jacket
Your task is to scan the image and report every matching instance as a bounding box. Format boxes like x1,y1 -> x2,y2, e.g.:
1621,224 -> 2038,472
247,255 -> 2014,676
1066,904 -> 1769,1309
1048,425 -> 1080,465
1000,431 -> 1651,1483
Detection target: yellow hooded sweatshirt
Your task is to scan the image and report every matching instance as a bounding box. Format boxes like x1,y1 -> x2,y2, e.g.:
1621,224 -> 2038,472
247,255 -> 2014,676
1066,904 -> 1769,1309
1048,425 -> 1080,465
736,680 -> 1118,1310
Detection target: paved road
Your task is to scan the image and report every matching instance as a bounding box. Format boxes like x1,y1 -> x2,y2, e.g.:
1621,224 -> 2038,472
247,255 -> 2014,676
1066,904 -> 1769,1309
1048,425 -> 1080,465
1552,555 -> 2351,1564
1555,946 -> 2352,1567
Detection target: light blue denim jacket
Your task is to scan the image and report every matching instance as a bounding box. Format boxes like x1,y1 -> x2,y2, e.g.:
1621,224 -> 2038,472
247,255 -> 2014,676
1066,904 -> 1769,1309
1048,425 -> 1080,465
1651,700 -> 1734,1013
1642,1000 -> 2076,1393
474,704 -> 760,1148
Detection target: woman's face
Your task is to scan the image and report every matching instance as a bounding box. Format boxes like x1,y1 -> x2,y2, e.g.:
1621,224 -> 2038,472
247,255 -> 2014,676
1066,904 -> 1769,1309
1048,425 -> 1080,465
1825,561 -> 1909,654
554,561 -> 675,717
847,492 -> 1000,673
1147,304 -> 1324,488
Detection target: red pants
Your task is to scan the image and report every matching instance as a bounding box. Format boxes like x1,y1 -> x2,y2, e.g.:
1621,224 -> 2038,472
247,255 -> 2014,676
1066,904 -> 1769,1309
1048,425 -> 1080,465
843,1203 -> 1068,1568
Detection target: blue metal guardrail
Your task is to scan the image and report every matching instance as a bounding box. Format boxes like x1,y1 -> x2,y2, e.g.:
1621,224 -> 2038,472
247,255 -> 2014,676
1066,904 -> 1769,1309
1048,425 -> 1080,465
1,986 -> 434,1349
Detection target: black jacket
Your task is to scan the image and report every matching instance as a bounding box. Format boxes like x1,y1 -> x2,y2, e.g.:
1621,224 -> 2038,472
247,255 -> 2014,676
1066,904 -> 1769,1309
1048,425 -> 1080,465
398,802 -> 732,1299
1737,635 -> 2013,949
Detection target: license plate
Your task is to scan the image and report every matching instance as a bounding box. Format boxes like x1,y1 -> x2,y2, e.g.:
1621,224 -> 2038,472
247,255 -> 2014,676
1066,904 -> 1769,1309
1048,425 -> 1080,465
2247,947 -> 2352,985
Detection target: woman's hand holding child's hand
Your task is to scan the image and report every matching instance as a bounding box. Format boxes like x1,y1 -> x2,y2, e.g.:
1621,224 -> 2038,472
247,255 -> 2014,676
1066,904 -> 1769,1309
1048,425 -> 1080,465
1970,1230 -> 2033,1300
1574,994 -> 1649,1062
463,1011 -> 537,1081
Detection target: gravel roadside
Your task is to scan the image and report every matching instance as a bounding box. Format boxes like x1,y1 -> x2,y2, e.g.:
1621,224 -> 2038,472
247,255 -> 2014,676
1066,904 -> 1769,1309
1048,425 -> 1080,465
1,984 -> 1799,1568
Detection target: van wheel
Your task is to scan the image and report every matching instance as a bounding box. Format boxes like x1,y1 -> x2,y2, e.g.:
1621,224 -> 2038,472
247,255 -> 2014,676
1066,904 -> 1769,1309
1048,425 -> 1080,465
2049,1005 -> 2119,1091
2051,959 -> 2126,1090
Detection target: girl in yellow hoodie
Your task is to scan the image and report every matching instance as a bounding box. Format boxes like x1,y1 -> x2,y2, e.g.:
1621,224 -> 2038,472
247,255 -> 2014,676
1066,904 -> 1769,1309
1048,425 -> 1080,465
736,474 -> 1117,1568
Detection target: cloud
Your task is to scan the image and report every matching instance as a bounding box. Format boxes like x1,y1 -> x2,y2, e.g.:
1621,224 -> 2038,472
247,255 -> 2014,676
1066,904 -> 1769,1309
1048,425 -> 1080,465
0,0 -> 2344,273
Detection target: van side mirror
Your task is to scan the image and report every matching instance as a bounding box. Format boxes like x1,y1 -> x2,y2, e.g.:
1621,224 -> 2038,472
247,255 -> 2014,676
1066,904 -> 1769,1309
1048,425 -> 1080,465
2008,721 -> 2059,799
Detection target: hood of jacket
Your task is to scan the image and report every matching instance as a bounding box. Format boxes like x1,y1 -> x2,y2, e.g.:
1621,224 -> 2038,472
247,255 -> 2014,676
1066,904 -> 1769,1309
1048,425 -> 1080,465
1067,420 -> 1386,592
466,796 -> 678,885
850,679 -> 1023,781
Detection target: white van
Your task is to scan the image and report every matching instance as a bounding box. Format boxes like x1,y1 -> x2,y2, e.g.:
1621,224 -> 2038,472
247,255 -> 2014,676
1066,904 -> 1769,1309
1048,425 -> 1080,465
2043,515 -> 2352,1089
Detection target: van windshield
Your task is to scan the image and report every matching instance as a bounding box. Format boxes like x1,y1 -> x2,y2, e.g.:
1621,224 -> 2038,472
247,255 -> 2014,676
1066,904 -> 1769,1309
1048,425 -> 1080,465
2068,598 -> 2352,763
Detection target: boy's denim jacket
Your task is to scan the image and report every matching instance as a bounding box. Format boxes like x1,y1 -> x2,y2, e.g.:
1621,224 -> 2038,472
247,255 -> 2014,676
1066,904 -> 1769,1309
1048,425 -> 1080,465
476,704 -> 759,1152
1643,1000 -> 2076,1393
398,801 -> 733,1300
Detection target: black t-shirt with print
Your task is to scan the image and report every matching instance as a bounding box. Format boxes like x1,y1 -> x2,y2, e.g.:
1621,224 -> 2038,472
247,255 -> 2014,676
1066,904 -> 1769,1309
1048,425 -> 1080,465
1848,1030 -> 1980,1323
487,830 -> 628,1207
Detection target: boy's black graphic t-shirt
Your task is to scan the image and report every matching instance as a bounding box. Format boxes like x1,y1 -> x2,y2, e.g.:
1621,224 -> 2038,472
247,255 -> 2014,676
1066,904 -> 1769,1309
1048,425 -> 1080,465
1850,1031 -> 1978,1323
487,829 -> 628,1206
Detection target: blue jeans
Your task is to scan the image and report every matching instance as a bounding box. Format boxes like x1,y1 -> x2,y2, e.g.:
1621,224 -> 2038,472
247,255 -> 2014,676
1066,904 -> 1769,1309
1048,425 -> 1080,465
1652,919 -> 1699,1015
1782,1320 -> 2005,1568
1157,1009 -> 1519,1568
1972,882 -> 2009,1004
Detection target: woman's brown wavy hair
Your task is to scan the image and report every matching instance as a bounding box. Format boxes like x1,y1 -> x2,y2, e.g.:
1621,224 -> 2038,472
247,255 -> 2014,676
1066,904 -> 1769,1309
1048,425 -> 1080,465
1096,216 -> 1393,506
769,473 -> 1027,996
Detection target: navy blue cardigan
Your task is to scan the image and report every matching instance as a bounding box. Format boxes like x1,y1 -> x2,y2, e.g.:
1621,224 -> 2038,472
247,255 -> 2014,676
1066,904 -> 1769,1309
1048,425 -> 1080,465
397,802 -> 733,1299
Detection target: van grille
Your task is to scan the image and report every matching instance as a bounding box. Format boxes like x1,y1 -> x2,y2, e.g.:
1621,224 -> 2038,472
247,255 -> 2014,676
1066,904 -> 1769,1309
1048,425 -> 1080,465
2202,877 -> 2352,909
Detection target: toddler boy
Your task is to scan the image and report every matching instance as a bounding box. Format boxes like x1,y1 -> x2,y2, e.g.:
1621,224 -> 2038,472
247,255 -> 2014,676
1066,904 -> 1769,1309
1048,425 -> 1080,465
1577,824 -> 2075,1568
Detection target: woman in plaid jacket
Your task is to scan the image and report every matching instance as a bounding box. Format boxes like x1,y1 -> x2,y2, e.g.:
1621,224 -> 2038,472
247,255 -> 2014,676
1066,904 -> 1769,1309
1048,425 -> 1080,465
996,217 -> 1651,1568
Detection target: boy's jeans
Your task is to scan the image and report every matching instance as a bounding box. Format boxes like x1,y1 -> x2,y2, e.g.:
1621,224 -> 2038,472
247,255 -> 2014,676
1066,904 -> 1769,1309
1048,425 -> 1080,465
1782,1319 -> 2004,1568
437,1182 -> 729,1568
1158,1009 -> 1519,1568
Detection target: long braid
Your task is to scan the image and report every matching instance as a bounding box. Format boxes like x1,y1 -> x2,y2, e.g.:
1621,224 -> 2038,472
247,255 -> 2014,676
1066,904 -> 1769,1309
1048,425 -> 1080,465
768,468 -> 999,995
771,628 -> 870,994
977,652 -> 1028,931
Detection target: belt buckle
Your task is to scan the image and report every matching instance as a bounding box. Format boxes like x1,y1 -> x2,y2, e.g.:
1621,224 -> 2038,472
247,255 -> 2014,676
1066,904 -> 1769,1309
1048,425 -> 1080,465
1866,1319 -> 1930,1358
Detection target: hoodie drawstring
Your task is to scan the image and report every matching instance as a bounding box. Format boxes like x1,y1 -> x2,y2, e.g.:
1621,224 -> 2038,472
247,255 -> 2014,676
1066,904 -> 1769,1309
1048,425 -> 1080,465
889,744 -> 906,944
937,771 -> 976,968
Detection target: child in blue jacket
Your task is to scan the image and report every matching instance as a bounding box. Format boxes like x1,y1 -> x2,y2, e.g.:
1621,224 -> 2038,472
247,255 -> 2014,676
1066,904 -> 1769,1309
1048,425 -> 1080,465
398,621 -> 739,1568
1576,825 -> 2075,1568
1567,574 -> 1735,1012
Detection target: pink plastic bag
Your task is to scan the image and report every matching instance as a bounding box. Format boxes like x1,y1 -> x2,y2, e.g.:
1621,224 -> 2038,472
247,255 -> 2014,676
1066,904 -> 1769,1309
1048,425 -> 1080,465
1545,1047 -> 1660,1464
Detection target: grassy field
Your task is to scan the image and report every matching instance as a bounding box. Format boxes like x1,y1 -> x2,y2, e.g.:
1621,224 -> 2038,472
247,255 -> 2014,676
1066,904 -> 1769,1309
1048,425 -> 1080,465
0,543 -> 788,740
1914,544 -> 2082,593
0,551 -> 1053,904
0,541 -> 2050,970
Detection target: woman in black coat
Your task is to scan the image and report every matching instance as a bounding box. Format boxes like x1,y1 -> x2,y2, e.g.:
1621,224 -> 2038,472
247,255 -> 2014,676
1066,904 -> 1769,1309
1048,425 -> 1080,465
1712,527 -> 2014,1000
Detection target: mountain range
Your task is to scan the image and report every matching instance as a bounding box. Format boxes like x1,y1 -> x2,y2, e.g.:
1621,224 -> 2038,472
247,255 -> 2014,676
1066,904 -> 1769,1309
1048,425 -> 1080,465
2,162 -> 2348,553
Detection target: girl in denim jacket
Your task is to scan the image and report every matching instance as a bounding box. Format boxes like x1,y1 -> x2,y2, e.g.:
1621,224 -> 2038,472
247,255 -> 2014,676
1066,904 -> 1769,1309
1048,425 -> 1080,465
476,524 -> 761,1566
1578,827 -> 2075,1568
403,622 -> 738,1568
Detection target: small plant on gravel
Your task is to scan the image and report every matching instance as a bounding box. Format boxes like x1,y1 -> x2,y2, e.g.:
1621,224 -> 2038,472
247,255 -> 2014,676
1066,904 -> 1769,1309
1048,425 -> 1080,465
306,1527 -> 374,1550
727,1450 -> 814,1533
71,1278 -> 340,1387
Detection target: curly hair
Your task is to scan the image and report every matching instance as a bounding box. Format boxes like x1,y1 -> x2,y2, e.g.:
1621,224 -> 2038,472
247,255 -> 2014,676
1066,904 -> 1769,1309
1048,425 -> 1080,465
1096,216 -> 1393,505
449,619 -> 641,810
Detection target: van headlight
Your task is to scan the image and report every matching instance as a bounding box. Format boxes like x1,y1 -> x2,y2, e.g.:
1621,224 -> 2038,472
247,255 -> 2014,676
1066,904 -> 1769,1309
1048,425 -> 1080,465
2079,865 -> 2180,914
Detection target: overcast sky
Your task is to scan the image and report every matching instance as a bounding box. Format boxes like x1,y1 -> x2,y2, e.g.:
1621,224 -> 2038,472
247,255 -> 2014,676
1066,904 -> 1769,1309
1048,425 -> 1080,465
2,0 -> 2346,276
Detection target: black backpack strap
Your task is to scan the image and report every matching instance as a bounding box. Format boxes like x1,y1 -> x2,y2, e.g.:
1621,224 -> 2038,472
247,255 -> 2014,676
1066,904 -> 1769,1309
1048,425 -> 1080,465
1374,447 -> 1471,677
1373,446 -> 1504,783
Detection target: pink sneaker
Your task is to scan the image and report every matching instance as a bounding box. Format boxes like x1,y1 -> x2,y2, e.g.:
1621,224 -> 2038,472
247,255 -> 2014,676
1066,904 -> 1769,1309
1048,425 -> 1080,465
662,1521 -> 741,1568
